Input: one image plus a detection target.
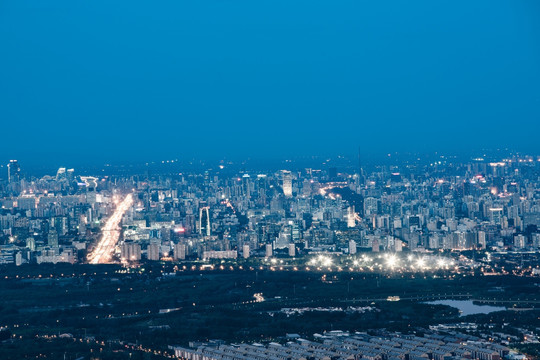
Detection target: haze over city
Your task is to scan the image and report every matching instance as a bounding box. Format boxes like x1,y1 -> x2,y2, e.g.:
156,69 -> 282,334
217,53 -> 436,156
1,1 -> 540,360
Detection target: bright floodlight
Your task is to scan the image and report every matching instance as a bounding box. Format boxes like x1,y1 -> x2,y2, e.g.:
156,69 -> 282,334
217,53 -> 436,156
321,256 -> 332,267
437,259 -> 446,268
386,255 -> 398,269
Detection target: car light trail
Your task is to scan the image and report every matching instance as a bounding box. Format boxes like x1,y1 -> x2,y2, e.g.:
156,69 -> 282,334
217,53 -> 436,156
88,194 -> 133,264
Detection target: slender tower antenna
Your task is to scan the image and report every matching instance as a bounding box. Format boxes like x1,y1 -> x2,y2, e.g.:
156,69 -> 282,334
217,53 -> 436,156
358,146 -> 364,185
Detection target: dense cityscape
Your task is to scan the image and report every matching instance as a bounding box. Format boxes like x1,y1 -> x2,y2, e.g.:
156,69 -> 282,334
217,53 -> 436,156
0,154 -> 539,359
2,155 -> 540,267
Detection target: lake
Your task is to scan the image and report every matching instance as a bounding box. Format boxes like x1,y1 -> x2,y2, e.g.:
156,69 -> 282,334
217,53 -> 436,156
425,300 -> 506,316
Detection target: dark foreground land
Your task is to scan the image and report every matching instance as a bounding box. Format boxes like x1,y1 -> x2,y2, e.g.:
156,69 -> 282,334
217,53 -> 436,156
0,263 -> 539,359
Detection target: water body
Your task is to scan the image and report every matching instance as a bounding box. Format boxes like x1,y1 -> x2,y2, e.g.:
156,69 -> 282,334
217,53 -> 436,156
425,300 -> 506,317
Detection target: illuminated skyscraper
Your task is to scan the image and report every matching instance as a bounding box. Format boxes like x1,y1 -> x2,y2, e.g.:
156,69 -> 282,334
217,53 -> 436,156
242,174 -> 251,199
282,171 -> 292,197
199,206 -> 211,237
7,160 -> 20,183
347,206 -> 356,228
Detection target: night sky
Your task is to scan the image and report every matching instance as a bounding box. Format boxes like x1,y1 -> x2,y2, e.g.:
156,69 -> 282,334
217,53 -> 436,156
1,1 -> 539,165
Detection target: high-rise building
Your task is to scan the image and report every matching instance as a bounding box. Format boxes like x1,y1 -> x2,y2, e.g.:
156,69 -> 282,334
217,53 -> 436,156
15,252 -> 23,266
514,234 -> 526,250
349,240 -> 357,255
54,217 -> 68,236
121,242 -> 141,261
477,231 -> 486,249
347,206 -> 356,228
532,233 -> 540,249
265,244 -> 273,257
489,207 -> 503,225
147,241 -> 160,261
56,167 -> 67,180
372,239 -> 379,252
26,237 -> 36,251
364,197 -> 378,216
243,244 -> 250,259
428,234 -> 440,249
174,243 -> 186,260
288,243 -> 295,257
242,174 -> 251,199
199,206 -> 211,237
48,229 -> 59,247
7,160 -> 20,183
302,179 -> 312,196
282,171 -> 292,197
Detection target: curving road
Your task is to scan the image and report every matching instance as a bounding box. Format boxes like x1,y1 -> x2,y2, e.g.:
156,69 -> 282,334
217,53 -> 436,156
88,194 -> 133,264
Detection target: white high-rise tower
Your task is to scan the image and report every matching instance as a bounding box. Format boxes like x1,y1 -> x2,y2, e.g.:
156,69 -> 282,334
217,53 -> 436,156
282,171 -> 292,197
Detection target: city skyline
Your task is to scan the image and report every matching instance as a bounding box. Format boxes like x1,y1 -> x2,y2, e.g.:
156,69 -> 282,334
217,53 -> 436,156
2,148 -> 539,179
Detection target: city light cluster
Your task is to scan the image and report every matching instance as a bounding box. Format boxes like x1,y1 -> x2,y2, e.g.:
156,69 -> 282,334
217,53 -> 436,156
308,253 -> 456,273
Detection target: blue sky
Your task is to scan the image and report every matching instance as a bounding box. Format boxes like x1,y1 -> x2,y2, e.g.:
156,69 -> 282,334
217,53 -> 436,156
1,0 -> 539,165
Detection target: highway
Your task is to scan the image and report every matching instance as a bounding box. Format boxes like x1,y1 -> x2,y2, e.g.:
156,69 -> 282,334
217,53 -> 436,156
88,194 -> 133,264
